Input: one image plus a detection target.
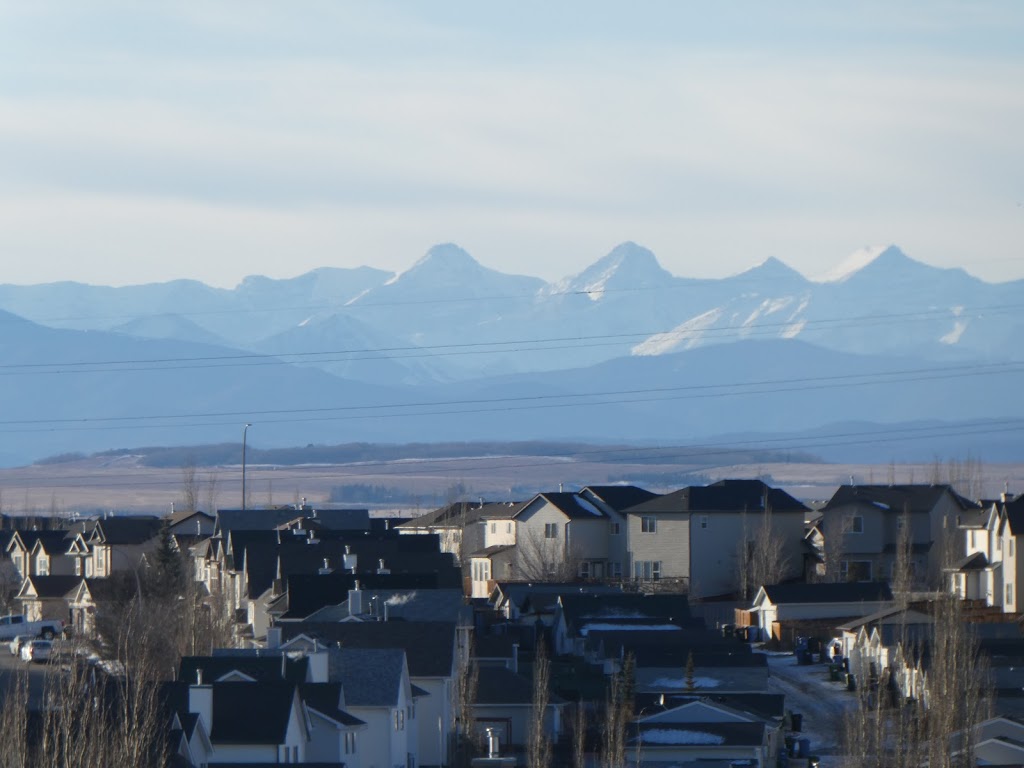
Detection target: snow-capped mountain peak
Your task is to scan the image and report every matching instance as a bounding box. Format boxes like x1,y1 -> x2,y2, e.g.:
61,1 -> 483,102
553,241 -> 674,300
814,244 -> 896,283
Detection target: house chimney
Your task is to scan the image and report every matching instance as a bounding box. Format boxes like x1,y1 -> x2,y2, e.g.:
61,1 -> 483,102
559,483 -> 563,493
188,675 -> 213,733
319,558 -> 332,576
343,549 -> 357,573
349,581 -> 363,616
377,558 -> 389,575
487,728 -> 500,758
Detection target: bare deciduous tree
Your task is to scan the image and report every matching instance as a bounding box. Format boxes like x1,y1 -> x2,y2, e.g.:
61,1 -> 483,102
737,507 -> 789,599
891,503 -> 914,605
823,509 -> 855,583
517,526 -> 581,582
452,634 -> 481,768
572,701 -> 588,768
180,458 -> 199,513
527,642 -> 552,768
601,653 -> 634,768
204,470 -> 220,514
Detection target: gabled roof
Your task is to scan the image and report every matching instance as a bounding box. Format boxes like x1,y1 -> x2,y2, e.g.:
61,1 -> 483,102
180,654 -> 309,685
491,581 -> 624,612
90,516 -> 163,546
1005,496 -> 1024,536
279,572 -> 461,620
634,692 -> 785,721
304,588 -> 465,624
625,480 -> 808,515
20,574 -> 82,599
824,484 -> 978,514
333,647 -> 407,707
26,530 -> 75,556
758,581 -> 893,606
580,485 -> 659,512
210,682 -> 300,744
520,492 -> 608,520
950,551 -> 990,572
299,682 -> 364,727
167,509 -> 215,527
395,500 -> 491,529
281,621 -> 456,678
475,666 -> 566,706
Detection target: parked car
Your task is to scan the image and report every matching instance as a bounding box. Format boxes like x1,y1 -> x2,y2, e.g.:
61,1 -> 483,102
21,639 -> 52,663
8,634 -> 33,656
0,614 -> 63,641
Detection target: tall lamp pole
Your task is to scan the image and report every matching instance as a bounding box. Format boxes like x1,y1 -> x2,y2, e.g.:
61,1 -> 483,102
242,423 -> 252,511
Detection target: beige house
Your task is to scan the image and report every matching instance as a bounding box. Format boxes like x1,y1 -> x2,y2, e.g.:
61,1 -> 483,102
624,480 -> 808,599
948,493 -> 1024,612
820,484 -> 979,589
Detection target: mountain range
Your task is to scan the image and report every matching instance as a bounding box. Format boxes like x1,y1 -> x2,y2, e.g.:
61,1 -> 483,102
0,242 -> 1020,465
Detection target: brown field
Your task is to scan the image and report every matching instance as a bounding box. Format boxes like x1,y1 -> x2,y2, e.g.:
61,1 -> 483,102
2,454 -> 1023,517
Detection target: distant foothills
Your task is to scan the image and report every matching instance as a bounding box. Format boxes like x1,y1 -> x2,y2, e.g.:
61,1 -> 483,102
0,242 -> 1021,466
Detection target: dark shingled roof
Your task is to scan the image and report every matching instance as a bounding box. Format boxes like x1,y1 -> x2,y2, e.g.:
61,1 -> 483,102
1006,496 -> 1024,536
210,682 -> 298,744
581,485 -> 660,512
25,530 -> 75,555
475,666 -> 566,706
824,484 -> 978,514
760,581 -> 893,605
951,551 -> 990,571
279,572 -> 461,620
91,517 -> 163,546
333,647 -> 406,707
179,654 -> 309,684
528,492 -> 608,520
299,682 -> 365,727
23,574 -> 82,599
626,480 -> 808,515
281,621 -> 455,678
559,594 -> 692,630
216,507 -> 369,536
634,692 -> 785,721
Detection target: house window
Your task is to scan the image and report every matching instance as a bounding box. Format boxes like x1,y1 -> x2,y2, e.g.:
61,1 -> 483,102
1011,540 -> 1015,557
1008,584 -> 1014,605
37,558 -> 48,576
74,559 -> 82,576
699,516 -> 708,530
490,523 -> 496,534
840,560 -> 872,582
544,523 -> 558,539
610,522 -> 621,535
579,562 -> 590,579
850,516 -> 864,534
998,536 -> 1003,552
641,516 -> 657,534
506,523 -> 512,533
896,516 -> 903,530
634,561 -> 661,581
610,562 -> 622,578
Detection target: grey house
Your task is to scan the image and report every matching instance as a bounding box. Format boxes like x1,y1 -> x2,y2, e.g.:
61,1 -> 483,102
624,480 -> 808,599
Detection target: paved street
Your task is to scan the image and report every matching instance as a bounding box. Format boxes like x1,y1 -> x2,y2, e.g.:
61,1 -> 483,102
0,646 -> 56,709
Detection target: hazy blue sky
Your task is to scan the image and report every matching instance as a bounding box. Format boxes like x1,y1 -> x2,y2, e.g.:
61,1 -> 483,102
1,1 -> 1022,287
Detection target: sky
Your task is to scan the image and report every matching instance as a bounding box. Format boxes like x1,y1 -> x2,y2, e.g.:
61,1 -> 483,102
0,1 -> 1022,288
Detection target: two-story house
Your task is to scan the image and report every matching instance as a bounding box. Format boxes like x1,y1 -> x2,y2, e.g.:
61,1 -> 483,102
624,480 -> 808,599
949,493 -> 1024,612
820,484 -> 979,588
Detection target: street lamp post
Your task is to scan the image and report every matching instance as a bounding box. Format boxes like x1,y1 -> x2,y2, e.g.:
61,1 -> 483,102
242,423 -> 252,511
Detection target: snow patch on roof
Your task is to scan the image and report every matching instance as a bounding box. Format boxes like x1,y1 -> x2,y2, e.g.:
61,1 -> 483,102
650,676 -> 721,689
580,623 -> 680,636
641,728 -> 725,745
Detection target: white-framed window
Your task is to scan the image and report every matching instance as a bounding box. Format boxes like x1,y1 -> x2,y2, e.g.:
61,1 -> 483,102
490,523 -> 496,534
699,515 -> 709,529
37,558 -> 49,576
641,516 -> 657,533
579,562 -> 590,578
544,523 -> 558,539
634,561 -> 661,581
506,523 -> 512,533
610,522 -> 621,535
74,559 -> 82,576
850,516 -> 864,534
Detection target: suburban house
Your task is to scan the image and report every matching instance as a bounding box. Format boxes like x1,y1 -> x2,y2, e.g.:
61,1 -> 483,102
948,493 -> 1024,613
278,621 -> 460,768
551,593 -> 694,657
623,480 -> 808,599
68,516 -> 163,578
473,665 -> 568,756
749,582 -> 894,644
15,574 -> 80,623
818,484 -> 979,588
629,699 -> 780,767
6,530 -> 75,579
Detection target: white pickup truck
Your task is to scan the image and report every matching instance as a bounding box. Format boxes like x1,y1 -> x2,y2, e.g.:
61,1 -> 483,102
0,614 -> 63,641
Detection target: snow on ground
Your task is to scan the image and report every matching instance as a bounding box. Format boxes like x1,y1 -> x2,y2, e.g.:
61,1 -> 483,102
763,652 -> 858,767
